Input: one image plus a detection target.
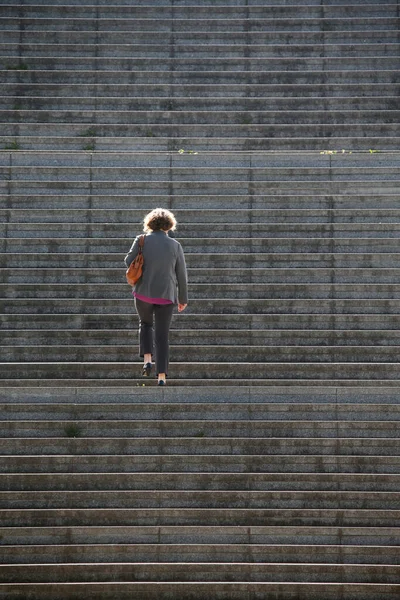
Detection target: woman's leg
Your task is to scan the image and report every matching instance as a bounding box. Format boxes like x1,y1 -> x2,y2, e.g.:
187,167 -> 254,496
154,303 -> 174,377
134,298 -> 154,359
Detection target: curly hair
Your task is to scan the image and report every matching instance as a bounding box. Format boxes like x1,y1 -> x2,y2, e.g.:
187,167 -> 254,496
143,208 -> 177,233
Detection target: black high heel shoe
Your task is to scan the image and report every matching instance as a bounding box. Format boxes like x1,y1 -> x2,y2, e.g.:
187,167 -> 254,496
142,362 -> 152,377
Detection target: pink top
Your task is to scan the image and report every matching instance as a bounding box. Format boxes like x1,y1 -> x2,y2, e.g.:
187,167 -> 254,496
134,292 -> 173,305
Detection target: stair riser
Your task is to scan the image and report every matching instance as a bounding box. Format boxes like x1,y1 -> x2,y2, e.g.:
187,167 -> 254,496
4,97 -> 400,110
2,455 -> 398,474
2,6 -> 397,18
2,507 -> 399,528
4,313 -> 399,331
1,362 -> 395,380
3,298 -> 400,315
5,282 -> 400,297
1,16 -> 398,32
0,438 -> 397,456
6,330 -> 400,346
2,385 -> 397,404
6,269 -> 400,284
3,197 -> 400,211
5,221 -> 400,236
1,109 -> 398,125
0,419 -> 397,438
0,562 -> 399,584
3,83 -> 400,98
5,265 -> 400,284
1,402 -> 397,420
0,582 -> 399,600
5,167 -> 399,179
0,490 -> 398,510
5,212 -> 400,225
3,346 -> 400,363
2,44 -> 399,59
1,153 -> 400,168
3,58 -> 400,73
2,122 -> 399,137
1,473 -> 399,491
2,181 -> 398,195
1,525 -> 399,547
5,240 -> 400,256
2,137 -> 398,151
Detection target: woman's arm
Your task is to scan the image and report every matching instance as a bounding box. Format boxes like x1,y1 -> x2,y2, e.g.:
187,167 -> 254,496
124,236 -> 140,268
176,243 -> 188,306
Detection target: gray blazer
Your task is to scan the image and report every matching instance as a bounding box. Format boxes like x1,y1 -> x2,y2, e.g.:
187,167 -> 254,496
124,230 -> 188,305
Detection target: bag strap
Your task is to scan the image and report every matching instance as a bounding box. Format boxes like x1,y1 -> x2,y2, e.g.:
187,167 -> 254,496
138,234 -> 145,254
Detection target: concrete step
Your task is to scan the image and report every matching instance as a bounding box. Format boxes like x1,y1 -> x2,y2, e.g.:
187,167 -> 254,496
0,385 -> 399,404
2,5 -> 397,18
8,166 -> 400,180
6,328 -> 400,347
3,153 -> 400,169
1,436 -> 397,456
5,282 -> 400,299
2,194 -> 400,211
5,237 -> 400,256
1,361 -> 400,382
3,83 -> 399,99
2,453 -> 398,474
0,489 -> 398,510
3,344 -> 400,363
3,29 -> 399,48
4,222 -> 400,238
3,69 -> 399,85
3,313 -> 400,332
4,95 -> 399,111
5,208 -> 400,224
1,410 -> 399,436
0,561 -> 399,584
5,225 -> 400,242
2,507 -> 399,527
2,151 -> 399,168
1,402 -> 397,422
2,42 -> 399,59
1,13 -> 398,32
1,15 -> 397,32
2,57 -> 399,73
0,454 -> 400,474
9,267 -> 386,284
5,236 -> 400,253
5,266 -> 400,283
1,415 -> 399,437
1,472 -> 399,491
1,525 -> 399,547
4,267 -> 400,285
3,135 -> 398,151
4,0 -> 396,7
5,108 -> 392,126
2,125 -> 399,143
0,581 -> 399,600
3,297 -> 400,315
15,245 -> 398,264
3,378 -> 400,388
4,281 -> 400,300
2,180 -> 398,196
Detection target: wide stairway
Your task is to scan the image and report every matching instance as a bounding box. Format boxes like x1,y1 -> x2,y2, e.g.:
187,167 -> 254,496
0,0 -> 399,598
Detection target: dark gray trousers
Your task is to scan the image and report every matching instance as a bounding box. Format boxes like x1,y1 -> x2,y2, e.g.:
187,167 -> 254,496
134,298 -> 175,375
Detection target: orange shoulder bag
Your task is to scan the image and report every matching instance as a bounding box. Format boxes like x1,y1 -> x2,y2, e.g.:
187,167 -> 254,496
126,234 -> 145,286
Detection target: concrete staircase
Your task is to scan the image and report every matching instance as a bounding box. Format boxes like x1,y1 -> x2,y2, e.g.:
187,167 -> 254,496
0,0 -> 399,598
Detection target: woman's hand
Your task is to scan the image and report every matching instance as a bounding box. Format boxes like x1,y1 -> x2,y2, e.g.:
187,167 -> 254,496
178,303 -> 187,313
